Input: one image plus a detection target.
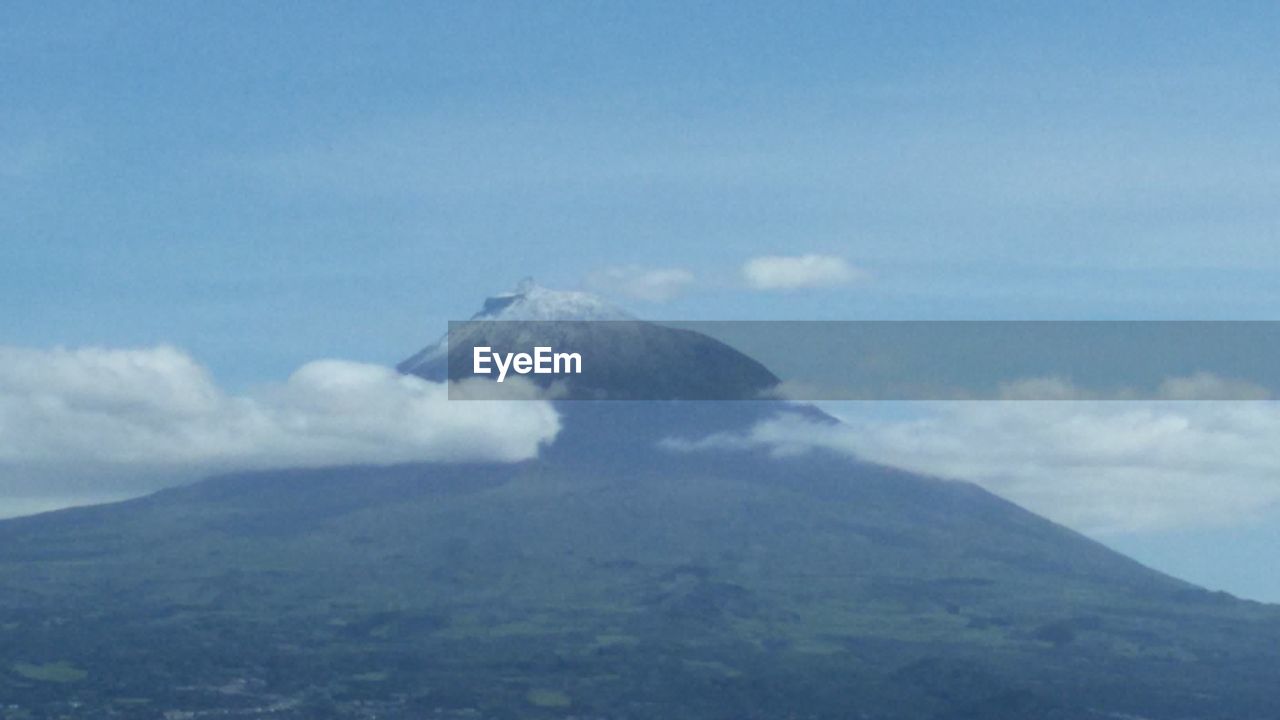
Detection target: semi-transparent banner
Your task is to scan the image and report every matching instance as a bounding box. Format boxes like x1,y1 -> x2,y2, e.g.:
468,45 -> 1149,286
438,321 -> 1280,401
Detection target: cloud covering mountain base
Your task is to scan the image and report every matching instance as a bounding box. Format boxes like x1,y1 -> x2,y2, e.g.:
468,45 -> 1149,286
0,345 -> 560,509
666,402 -> 1280,534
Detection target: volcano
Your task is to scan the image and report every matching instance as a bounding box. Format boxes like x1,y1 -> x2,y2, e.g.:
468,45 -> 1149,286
1,283 -> 1278,719
397,279 -> 781,401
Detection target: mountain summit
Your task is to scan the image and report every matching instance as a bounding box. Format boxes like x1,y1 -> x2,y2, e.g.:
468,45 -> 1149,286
396,279 -> 631,381
2,288 -> 1279,719
398,281 -> 780,401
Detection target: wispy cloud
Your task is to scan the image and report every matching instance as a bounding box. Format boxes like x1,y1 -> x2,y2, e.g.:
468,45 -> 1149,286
996,373 -> 1271,401
665,402 -> 1280,535
585,265 -> 696,302
741,254 -> 867,290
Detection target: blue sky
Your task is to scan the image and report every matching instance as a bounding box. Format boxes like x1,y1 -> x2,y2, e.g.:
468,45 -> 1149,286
4,2 -> 1280,598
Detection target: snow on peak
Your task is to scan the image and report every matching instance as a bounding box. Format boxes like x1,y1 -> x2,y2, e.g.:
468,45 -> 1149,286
471,279 -> 633,321
396,280 -> 632,376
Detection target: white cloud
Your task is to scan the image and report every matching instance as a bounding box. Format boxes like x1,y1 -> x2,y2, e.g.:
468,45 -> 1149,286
996,374 -> 1271,401
0,346 -> 561,480
1157,372 -> 1271,401
665,402 -> 1280,535
585,266 -> 695,302
741,254 -> 866,290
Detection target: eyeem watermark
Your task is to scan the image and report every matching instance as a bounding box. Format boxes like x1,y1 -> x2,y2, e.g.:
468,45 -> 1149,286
439,320 -> 1280,400
473,346 -> 583,383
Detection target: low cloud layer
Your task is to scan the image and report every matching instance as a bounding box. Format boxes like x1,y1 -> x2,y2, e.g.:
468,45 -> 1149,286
0,346 -> 560,502
666,402 -> 1280,535
996,374 -> 1272,401
585,265 -> 695,302
742,254 -> 865,290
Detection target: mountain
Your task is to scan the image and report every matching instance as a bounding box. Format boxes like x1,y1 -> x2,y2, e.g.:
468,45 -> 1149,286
397,280 -> 779,401
1,285 -> 1279,719
397,278 -> 634,378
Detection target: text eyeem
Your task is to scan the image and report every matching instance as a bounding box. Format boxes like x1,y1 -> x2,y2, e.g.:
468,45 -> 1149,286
472,346 -> 583,383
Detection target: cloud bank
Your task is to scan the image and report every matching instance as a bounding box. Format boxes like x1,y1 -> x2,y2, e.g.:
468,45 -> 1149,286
742,254 -> 865,290
666,402 -> 1280,535
0,345 -> 561,481
995,374 -> 1272,401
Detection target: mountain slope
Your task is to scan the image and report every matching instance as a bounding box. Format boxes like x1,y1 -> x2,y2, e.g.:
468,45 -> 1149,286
3,445 -> 1278,719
